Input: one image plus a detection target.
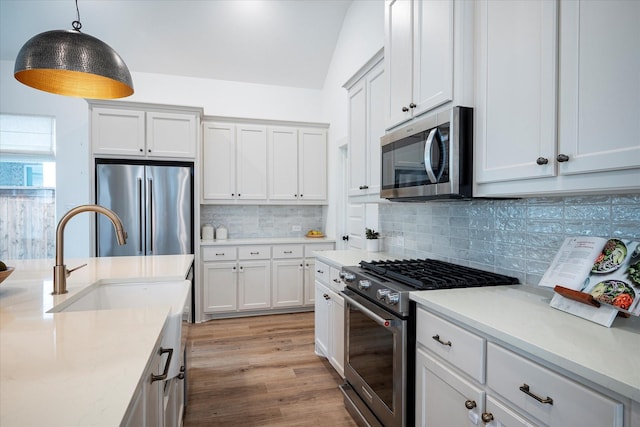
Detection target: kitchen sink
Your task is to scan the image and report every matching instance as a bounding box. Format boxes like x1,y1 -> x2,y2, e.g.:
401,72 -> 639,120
48,279 -> 191,378
48,279 -> 190,316
48,279 -> 190,315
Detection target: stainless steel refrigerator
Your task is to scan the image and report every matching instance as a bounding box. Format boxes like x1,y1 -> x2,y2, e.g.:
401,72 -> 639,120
95,160 -> 193,257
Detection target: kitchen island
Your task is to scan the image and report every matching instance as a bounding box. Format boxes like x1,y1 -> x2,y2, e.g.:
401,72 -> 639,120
0,255 -> 193,427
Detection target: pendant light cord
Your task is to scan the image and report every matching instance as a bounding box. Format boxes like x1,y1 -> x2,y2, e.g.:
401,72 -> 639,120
72,0 -> 82,31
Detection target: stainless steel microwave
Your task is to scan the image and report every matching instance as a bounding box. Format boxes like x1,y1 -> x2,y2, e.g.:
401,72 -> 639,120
380,106 -> 473,201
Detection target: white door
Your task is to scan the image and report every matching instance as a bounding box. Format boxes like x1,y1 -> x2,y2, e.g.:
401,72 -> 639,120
348,79 -> 367,196
238,261 -> 271,310
202,262 -> 237,313
347,203 -> 365,250
271,259 -> 304,308
314,281 -> 330,357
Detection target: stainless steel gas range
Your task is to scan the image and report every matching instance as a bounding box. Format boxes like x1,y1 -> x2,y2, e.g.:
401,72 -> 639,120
339,258 -> 519,427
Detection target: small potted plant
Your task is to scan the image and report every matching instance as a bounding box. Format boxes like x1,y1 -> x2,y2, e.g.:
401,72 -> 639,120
365,228 -> 381,252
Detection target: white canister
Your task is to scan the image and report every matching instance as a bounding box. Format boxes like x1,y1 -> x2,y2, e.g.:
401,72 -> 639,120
202,224 -> 214,241
216,226 -> 228,241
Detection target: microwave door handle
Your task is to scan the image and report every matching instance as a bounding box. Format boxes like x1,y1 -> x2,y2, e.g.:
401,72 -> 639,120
423,128 -> 438,183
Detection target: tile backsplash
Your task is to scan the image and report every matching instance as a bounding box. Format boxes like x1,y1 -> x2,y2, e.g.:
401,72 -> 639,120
379,194 -> 640,286
200,205 -> 325,239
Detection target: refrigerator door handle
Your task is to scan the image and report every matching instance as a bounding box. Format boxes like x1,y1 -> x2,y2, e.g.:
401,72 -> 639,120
148,177 -> 154,254
138,177 -> 144,254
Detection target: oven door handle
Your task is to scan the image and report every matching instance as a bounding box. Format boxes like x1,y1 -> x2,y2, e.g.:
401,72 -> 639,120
342,292 -> 394,328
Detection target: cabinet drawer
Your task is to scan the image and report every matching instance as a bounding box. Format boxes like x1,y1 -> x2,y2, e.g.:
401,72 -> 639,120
487,343 -> 623,427
304,242 -> 334,257
238,245 -> 271,260
202,246 -> 236,261
314,260 -> 331,285
417,308 -> 485,383
272,244 -> 303,259
329,267 -> 344,292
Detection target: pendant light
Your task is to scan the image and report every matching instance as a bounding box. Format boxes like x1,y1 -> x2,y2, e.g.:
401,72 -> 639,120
14,0 -> 133,99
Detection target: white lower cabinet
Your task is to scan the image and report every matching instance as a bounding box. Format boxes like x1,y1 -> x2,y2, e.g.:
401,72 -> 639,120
314,261 -> 345,377
123,331 -> 178,427
416,348 -> 485,427
201,242 -> 334,318
415,306 -> 627,427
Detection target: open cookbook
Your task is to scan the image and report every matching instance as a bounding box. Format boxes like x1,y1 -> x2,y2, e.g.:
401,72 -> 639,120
539,236 -> 640,327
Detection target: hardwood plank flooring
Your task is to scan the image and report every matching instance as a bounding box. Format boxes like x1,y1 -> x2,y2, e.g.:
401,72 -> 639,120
183,311 -> 357,427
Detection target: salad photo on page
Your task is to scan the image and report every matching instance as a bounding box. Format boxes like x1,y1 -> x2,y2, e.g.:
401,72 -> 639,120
539,237 -> 640,317
586,239 -> 640,314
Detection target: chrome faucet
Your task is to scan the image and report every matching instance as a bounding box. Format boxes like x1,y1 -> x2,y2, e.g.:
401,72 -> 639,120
53,204 -> 127,295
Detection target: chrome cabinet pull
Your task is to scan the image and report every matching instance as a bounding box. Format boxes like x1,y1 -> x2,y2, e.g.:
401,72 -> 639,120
464,400 -> 476,409
432,334 -> 452,347
519,384 -> 553,405
536,157 -> 549,165
556,154 -> 569,162
151,347 -> 174,382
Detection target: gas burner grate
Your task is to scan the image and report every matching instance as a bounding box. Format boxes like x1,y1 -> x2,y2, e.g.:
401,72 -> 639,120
359,258 -> 519,290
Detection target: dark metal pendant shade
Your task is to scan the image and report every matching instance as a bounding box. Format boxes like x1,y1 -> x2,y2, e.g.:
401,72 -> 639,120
14,29 -> 134,99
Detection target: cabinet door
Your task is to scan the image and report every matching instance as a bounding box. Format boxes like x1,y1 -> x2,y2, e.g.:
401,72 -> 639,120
236,125 -> 268,200
202,261 -> 237,313
303,259 -> 315,305
314,281 -> 330,358
202,122 -> 236,200
269,127 -> 299,200
238,261 -> 271,310
385,0 -> 414,128
91,107 -> 145,156
412,0 -> 453,117
416,348 -> 485,427
299,128 -> 327,201
271,259 -> 304,308
348,78 -> 368,196
367,62 -> 385,197
558,0 -> 640,175
146,112 -> 196,158
475,0 -> 558,183
329,290 -> 345,378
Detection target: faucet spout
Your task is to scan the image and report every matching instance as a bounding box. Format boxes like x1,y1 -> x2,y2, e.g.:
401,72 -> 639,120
53,204 -> 127,295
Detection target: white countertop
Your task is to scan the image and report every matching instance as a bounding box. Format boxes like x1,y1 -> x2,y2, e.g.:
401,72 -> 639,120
200,236 -> 336,246
411,285 -> 640,403
0,255 -> 194,427
313,249 -> 396,267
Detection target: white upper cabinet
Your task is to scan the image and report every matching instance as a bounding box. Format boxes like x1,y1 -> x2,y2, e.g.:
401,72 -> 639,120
236,125 -> 268,200
346,56 -> 385,199
91,105 -> 197,159
202,122 -> 236,201
298,128 -> 327,201
558,0 -> 640,176
385,0 -> 470,129
474,0 -> 640,196
474,0 -> 558,183
269,126 -> 327,202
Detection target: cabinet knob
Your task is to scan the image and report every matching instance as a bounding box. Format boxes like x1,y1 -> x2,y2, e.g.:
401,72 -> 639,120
342,235 -> 349,241
464,400 -> 477,410
536,157 -> 549,165
148,149 -> 151,153
139,148 -> 144,152
300,194 -> 303,197
409,103 -> 416,109
556,154 -> 570,162
481,413 -> 494,423
402,106 -> 409,112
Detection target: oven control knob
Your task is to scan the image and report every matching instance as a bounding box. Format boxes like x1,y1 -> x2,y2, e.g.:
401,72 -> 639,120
340,272 -> 356,282
376,289 -> 391,300
358,280 -> 371,290
385,292 -> 400,305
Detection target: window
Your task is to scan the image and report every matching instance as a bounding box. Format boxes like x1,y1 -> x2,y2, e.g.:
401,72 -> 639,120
0,114 -> 56,260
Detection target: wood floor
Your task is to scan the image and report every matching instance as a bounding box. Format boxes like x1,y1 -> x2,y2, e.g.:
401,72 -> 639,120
183,311 -> 358,427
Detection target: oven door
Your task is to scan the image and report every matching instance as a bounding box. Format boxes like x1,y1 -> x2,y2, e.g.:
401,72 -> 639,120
342,289 -> 407,427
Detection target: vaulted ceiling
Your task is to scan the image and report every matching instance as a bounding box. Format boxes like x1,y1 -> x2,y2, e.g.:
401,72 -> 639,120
0,0 -> 354,89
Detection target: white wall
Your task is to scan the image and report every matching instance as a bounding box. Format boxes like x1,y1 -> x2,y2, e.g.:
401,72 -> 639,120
320,1 -> 384,238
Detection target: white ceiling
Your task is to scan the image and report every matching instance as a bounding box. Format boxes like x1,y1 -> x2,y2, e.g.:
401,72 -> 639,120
0,0 -> 353,90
